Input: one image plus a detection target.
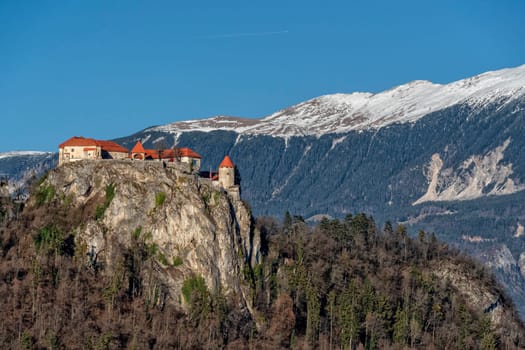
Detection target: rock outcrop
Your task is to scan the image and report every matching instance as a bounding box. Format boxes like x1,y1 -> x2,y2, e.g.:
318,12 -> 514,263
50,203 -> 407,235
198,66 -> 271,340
435,260 -> 524,340
43,159 -> 260,309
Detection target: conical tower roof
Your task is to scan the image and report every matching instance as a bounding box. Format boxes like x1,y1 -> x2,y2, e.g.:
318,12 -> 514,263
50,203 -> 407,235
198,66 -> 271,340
131,141 -> 146,153
219,155 -> 235,168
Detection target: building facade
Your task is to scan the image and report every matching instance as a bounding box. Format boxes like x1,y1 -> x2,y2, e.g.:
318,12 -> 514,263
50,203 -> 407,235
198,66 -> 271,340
58,137 -> 129,166
130,141 -> 201,170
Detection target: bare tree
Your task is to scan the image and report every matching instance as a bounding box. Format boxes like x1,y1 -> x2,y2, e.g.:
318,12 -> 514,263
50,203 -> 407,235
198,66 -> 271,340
154,139 -> 168,161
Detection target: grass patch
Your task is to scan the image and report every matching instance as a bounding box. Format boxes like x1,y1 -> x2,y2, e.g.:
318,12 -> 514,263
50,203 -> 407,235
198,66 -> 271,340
157,252 -> 168,266
157,252 -> 169,265
172,256 -> 183,267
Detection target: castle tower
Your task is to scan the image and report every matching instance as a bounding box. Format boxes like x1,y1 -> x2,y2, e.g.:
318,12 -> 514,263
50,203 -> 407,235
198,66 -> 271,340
131,141 -> 146,160
218,155 -> 235,188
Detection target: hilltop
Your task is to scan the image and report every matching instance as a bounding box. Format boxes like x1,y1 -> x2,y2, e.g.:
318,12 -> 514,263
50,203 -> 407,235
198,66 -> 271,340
0,160 -> 524,348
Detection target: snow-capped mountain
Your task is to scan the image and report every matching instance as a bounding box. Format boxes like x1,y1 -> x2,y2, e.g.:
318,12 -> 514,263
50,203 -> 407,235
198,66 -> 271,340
0,151 -> 51,161
150,64 -> 525,137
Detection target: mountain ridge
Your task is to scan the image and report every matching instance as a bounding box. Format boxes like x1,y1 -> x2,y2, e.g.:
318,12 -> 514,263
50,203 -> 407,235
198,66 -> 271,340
149,64 -> 525,137
0,151 -> 53,160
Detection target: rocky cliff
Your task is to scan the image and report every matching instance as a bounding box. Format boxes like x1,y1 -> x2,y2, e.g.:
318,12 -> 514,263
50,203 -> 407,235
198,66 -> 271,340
41,159 -> 259,309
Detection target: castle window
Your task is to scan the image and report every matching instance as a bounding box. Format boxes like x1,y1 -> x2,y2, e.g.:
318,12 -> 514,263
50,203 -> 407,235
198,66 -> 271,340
71,148 -> 75,152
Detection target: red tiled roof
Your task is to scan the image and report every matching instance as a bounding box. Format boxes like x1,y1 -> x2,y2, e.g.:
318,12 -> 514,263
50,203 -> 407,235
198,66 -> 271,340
144,149 -> 159,159
143,147 -> 201,160
59,136 -> 128,154
59,136 -> 98,148
96,140 -> 129,153
158,149 -> 176,159
131,141 -> 146,154
178,147 -> 201,159
219,155 -> 234,168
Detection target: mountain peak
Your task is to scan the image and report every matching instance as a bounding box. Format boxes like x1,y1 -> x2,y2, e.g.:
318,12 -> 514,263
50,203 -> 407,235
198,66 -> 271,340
148,64 -> 525,137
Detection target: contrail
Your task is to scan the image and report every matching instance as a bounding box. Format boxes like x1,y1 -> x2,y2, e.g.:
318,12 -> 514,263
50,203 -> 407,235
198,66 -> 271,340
200,30 -> 289,39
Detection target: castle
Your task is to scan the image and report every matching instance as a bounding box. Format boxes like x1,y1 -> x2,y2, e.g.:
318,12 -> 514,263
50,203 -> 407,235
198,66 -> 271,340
58,137 -> 129,165
58,136 -> 238,192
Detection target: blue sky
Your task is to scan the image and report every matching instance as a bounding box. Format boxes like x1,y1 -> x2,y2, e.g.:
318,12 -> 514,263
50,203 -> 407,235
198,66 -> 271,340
1,0 -> 524,152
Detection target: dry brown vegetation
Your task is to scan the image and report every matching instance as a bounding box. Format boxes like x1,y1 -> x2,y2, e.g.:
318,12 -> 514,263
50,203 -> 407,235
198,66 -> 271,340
0,184 -> 524,349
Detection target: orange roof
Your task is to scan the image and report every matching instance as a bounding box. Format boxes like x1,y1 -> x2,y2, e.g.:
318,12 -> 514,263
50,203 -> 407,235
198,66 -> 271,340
143,147 -> 201,160
96,140 -> 128,153
219,155 -> 235,168
143,149 -> 157,159
177,147 -> 201,159
59,136 -> 128,154
131,141 -> 146,154
59,136 -> 98,148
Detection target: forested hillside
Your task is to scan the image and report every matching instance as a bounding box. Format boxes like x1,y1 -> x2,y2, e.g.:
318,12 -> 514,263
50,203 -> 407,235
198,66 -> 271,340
1,184 -> 523,349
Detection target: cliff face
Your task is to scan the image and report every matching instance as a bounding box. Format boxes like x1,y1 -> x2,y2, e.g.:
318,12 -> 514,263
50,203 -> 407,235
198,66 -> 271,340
435,260 -> 523,341
45,160 -> 259,306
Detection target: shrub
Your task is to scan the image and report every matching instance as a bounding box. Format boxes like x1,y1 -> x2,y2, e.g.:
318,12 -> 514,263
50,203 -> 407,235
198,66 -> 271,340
47,333 -> 58,350
202,192 -> 211,205
132,227 -> 142,240
105,183 -> 116,203
157,252 -> 168,266
19,330 -> 33,350
181,275 -> 208,304
94,206 -> 106,221
145,242 -> 158,259
35,184 -> 55,206
34,225 -> 63,255
173,256 -> 183,267
182,275 -> 212,322
94,183 -> 116,220
155,192 -> 166,208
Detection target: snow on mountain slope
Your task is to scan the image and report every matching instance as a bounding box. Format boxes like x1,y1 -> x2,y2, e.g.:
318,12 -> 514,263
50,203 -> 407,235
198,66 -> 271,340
150,64 -> 525,137
0,152 -> 57,196
0,151 -> 52,160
